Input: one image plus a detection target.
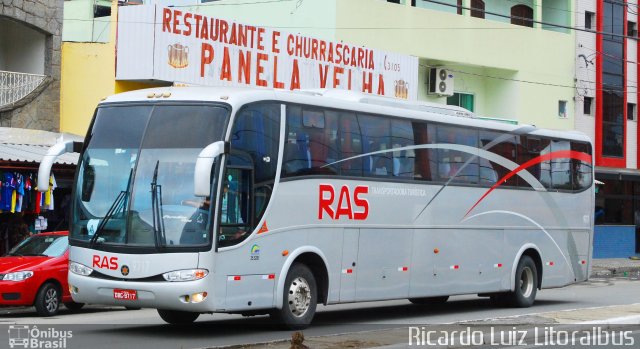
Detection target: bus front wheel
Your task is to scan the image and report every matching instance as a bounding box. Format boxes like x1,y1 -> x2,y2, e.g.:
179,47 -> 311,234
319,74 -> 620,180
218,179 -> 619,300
271,263 -> 317,330
502,255 -> 538,308
157,309 -> 200,324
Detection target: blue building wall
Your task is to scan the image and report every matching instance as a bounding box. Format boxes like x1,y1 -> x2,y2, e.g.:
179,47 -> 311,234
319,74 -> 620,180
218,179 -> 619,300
593,225 -> 636,259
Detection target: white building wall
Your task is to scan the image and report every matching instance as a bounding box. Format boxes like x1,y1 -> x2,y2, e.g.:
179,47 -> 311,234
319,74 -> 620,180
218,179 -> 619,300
575,0 -> 597,144
627,0 -> 638,169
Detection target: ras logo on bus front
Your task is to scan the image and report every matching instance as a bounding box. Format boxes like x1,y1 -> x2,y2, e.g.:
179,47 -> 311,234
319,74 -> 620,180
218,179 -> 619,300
318,184 -> 369,220
93,255 -> 119,270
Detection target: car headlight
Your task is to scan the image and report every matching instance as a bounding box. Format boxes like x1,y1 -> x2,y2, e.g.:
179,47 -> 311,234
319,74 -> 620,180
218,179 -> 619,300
162,269 -> 208,282
69,261 -> 93,276
3,271 -> 34,281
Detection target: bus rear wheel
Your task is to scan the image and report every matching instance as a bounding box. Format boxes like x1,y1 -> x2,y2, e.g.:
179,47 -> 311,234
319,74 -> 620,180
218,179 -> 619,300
503,255 -> 538,308
157,309 -> 200,324
271,263 -> 317,330
409,296 -> 449,305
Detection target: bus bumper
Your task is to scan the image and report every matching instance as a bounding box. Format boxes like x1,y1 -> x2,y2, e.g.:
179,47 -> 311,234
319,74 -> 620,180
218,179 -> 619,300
68,273 -> 215,312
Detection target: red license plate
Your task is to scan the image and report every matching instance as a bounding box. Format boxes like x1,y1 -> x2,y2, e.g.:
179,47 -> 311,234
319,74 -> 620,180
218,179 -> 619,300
113,289 -> 137,300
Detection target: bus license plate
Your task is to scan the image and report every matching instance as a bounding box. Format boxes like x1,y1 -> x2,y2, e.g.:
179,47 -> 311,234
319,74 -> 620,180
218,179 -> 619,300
113,289 -> 137,300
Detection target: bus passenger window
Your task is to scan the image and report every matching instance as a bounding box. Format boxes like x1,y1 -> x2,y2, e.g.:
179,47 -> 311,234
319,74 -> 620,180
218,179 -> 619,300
436,125 -> 479,184
358,114 -> 391,177
480,131 -> 517,186
571,142 -> 592,191
391,120 -> 415,177
284,106 -> 338,176
337,112 -> 363,177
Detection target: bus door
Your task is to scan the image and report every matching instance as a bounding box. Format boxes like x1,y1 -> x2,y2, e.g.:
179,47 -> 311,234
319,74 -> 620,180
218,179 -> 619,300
339,228 -> 359,302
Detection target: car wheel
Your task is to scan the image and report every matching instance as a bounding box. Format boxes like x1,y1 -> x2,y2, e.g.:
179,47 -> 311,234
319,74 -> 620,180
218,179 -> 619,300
409,296 -> 449,305
35,283 -> 61,317
157,309 -> 199,324
270,263 -> 317,330
504,255 -> 538,308
63,302 -> 85,312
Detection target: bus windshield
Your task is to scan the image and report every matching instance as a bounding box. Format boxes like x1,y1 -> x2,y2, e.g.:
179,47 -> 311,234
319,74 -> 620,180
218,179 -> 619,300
71,103 -> 229,249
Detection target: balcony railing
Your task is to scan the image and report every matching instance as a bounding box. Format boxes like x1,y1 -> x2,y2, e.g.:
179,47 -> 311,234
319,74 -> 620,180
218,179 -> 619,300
0,70 -> 48,110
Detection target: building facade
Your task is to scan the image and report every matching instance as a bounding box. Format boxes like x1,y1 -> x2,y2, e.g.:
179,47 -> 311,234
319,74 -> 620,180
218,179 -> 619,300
575,0 -> 640,256
0,0 -> 63,131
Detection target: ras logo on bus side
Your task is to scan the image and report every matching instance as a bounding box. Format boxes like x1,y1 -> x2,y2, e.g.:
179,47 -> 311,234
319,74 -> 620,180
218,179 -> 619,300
93,255 -> 119,270
318,184 -> 369,220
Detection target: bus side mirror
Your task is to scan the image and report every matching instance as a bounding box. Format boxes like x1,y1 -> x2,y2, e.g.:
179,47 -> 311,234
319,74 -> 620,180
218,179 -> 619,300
38,141 -> 83,192
194,141 -> 229,197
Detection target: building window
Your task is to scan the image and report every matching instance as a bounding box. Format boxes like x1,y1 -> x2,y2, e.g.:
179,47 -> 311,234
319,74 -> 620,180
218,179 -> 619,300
585,11 -> 595,30
584,97 -> 594,115
471,0 -> 485,19
387,0 -> 401,4
558,100 -> 568,118
457,0 -> 462,15
602,0 -> 625,158
628,21 -> 637,37
628,103 -> 636,121
447,93 -> 475,112
511,5 -> 534,27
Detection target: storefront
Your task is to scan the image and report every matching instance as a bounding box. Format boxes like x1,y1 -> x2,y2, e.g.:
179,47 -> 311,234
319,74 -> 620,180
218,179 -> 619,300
594,167 -> 640,258
0,127 -> 80,255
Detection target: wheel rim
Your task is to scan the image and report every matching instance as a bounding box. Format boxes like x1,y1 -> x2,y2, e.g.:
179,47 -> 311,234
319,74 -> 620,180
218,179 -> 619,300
45,288 -> 58,313
287,276 -> 311,317
519,266 -> 534,298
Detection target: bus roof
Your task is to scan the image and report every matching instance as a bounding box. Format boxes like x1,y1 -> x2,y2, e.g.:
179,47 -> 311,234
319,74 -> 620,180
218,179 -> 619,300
101,87 -> 592,144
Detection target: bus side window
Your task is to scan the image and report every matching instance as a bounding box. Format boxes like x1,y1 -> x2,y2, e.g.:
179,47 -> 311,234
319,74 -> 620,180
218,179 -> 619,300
551,140 -> 572,190
571,141 -> 592,191
436,125 -> 479,184
480,131 -> 517,186
358,114 -> 391,177
391,119 -> 415,177
336,111 -> 363,177
517,136 -> 551,188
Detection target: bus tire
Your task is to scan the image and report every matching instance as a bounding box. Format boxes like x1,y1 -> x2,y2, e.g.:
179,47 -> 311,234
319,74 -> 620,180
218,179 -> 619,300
63,302 -> 85,312
34,282 -> 61,317
408,296 -> 449,305
505,255 -> 538,308
157,309 -> 200,324
271,263 -> 317,330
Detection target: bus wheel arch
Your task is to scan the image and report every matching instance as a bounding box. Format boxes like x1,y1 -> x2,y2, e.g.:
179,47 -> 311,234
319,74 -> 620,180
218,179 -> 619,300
276,247 -> 330,309
511,245 -> 543,292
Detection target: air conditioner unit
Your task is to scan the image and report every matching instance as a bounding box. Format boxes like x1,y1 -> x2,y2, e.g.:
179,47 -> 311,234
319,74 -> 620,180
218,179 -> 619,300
428,68 -> 454,96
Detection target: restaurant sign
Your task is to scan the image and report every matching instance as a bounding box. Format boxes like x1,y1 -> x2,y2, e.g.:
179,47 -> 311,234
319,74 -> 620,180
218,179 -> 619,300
116,5 -> 418,100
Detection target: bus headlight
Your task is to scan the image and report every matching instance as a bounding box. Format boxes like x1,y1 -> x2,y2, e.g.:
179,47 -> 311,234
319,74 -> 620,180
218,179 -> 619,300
69,261 -> 94,276
163,269 -> 208,282
3,271 -> 34,281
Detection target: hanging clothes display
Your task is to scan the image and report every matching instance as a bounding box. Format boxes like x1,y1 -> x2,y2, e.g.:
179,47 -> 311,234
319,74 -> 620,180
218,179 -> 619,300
0,171 -> 56,214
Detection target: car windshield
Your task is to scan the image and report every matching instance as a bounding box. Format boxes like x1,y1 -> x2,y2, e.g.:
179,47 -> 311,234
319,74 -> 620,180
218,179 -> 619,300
71,103 -> 229,249
8,235 -> 68,257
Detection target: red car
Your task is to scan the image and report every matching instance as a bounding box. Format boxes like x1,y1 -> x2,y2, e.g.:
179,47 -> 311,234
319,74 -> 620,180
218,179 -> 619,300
0,231 -> 84,316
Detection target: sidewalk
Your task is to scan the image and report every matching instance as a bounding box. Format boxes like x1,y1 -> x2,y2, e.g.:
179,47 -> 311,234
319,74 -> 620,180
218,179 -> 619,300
591,258 -> 640,278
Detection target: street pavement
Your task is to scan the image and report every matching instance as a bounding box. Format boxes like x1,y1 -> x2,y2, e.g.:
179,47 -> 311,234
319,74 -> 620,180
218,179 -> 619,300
0,277 -> 639,349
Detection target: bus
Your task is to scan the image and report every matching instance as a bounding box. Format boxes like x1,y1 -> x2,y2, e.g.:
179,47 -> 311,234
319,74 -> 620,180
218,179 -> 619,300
38,87 -> 594,329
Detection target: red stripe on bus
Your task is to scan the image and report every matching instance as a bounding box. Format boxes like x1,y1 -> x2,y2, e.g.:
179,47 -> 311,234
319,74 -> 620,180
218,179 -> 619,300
464,150 -> 592,218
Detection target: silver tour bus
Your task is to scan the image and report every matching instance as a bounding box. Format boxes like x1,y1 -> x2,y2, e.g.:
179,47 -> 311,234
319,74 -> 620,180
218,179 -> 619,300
39,87 -> 594,329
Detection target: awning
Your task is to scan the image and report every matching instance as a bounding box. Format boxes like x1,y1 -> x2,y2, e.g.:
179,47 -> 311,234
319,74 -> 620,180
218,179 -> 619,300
0,127 -> 83,166
0,143 -> 79,165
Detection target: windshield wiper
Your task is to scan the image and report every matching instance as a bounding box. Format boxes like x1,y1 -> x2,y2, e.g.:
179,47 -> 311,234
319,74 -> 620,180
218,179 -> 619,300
22,253 -> 47,257
151,160 -> 166,248
7,252 -> 23,257
90,169 -> 133,247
